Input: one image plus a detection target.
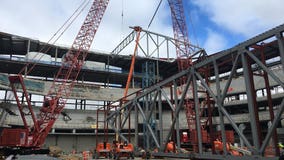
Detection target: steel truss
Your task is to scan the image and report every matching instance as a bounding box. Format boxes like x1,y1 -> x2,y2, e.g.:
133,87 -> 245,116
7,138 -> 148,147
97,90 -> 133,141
107,24 -> 284,159
111,26 -> 202,60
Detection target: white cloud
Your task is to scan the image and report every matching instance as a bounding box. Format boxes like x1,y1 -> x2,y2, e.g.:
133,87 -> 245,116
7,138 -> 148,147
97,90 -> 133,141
0,0 -> 82,41
1,1 -> 283,57
0,0 -> 174,57
203,29 -> 227,54
93,0 -> 173,53
192,0 -> 284,38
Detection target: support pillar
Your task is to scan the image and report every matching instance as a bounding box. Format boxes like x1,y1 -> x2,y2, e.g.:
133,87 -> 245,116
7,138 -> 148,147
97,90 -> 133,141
276,33 -> 284,70
193,73 -> 202,153
158,90 -> 163,151
213,60 -> 227,155
239,124 -> 246,148
241,52 -> 261,154
134,101 -> 139,151
260,48 -> 280,156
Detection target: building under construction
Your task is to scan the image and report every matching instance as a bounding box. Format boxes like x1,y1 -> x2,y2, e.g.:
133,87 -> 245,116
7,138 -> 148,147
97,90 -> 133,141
0,1 -> 283,160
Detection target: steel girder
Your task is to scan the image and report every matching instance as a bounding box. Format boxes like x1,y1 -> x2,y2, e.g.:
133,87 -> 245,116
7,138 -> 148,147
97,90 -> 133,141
106,24 -> 284,159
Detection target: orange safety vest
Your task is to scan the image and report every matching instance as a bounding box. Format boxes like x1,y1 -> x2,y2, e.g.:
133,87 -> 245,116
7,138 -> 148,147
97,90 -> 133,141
82,151 -> 89,160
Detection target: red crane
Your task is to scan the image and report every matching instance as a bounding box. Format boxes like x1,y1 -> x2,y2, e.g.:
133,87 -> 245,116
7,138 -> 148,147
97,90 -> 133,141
168,0 -> 211,151
167,0 -> 196,132
0,0 -> 109,150
168,0 -> 191,70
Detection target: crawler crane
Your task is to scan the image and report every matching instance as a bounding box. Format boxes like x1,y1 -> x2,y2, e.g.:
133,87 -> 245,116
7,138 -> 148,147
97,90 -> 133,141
168,0 -> 210,151
0,0 -> 109,155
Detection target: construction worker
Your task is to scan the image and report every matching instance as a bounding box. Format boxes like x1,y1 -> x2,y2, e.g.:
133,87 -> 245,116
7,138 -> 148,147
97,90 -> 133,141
82,150 -> 90,160
166,140 -> 176,153
278,142 -> 284,149
278,142 -> 284,159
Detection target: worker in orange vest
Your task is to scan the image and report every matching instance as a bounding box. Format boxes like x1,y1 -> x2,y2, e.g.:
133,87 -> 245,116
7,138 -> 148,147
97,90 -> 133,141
82,151 -> 90,160
166,140 -> 176,153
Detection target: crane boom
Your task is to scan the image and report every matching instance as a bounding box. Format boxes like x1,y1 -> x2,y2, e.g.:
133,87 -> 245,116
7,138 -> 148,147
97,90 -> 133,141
167,0 -> 196,131
123,26 -> 142,100
168,0 -> 191,71
1,0 -> 109,148
37,0 -> 109,146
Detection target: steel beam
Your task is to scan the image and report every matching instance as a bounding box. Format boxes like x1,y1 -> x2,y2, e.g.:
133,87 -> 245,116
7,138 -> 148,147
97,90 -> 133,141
192,71 -> 202,153
106,24 -> 284,159
260,98 -> 284,153
136,102 -> 160,148
220,53 -> 241,101
195,24 -> 284,69
161,72 -> 192,151
245,49 -> 284,88
194,68 -> 254,151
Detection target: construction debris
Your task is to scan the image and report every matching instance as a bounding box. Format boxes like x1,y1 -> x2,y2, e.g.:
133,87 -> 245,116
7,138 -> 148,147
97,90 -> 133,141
49,146 -> 63,157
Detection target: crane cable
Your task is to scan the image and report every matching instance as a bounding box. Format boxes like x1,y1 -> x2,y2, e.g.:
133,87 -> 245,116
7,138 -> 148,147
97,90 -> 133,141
120,0 -> 124,41
186,6 -> 199,47
18,0 -> 91,75
147,0 -> 163,29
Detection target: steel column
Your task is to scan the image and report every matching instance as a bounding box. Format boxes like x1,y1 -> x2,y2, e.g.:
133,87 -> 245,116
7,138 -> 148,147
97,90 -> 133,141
239,124 -> 246,148
134,100 -> 138,149
192,70 -> 202,153
158,90 -> 163,151
276,33 -> 284,69
213,59 -> 227,155
260,48 -> 280,155
241,52 -> 261,154
145,94 -> 150,149
173,80 -> 181,150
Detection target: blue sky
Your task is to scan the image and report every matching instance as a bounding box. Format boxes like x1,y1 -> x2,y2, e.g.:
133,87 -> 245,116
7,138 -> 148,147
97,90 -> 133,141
0,0 -> 283,56
186,0 -> 284,54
